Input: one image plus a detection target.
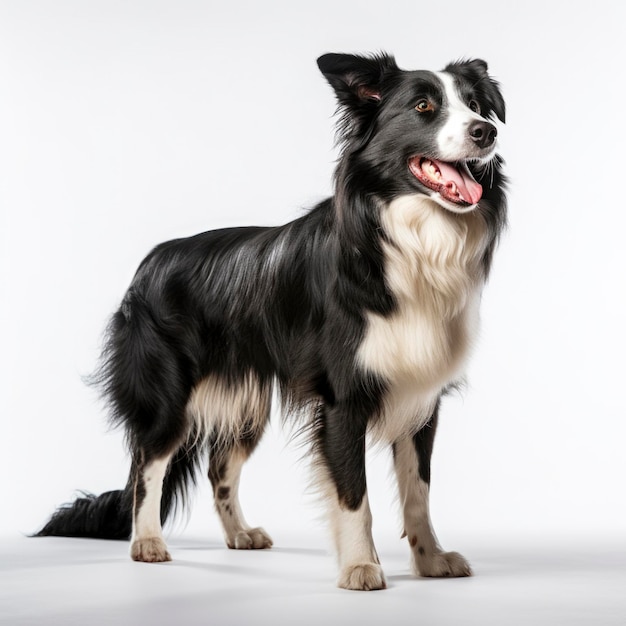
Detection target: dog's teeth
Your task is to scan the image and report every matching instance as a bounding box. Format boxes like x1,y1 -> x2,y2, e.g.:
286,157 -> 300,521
422,160 -> 441,181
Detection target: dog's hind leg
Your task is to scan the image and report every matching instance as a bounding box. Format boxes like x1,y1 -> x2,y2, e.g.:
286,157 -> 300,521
315,404 -> 386,591
208,438 -> 273,550
126,389 -> 193,563
130,451 -> 176,562
393,403 -> 472,578
203,374 -> 273,550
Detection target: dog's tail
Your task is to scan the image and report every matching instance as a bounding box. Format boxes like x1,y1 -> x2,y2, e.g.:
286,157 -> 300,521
34,445 -> 200,539
34,485 -> 134,539
36,274 -> 205,540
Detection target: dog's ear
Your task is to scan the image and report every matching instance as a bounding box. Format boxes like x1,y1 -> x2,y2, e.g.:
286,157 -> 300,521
317,52 -> 399,109
444,58 -> 506,123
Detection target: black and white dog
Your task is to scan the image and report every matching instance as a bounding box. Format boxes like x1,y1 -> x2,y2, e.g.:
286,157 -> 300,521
38,53 -> 506,591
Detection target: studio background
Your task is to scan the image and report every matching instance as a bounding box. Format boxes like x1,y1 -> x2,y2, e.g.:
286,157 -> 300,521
1,0 -> 624,596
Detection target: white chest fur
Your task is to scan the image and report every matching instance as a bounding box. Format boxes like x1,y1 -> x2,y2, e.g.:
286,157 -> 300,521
358,195 -> 489,443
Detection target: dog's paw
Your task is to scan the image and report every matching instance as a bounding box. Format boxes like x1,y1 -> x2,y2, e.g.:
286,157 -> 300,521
130,537 -> 172,563
228,527 -> 273,550
416,551 -> 472,578
338,563 -> 387,591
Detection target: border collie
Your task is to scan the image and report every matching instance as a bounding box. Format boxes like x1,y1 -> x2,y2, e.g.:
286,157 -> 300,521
37,52 -> 506,591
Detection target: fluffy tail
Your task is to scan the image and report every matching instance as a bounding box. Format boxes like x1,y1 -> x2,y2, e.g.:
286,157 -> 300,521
35,487 -> 134,539
34,445 -> 202,540
36,275 -> 205,540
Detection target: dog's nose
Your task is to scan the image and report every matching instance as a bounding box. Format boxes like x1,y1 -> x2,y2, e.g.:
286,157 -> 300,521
469,121 -> 497,149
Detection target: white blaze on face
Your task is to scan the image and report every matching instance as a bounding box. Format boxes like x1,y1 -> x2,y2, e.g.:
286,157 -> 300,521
435,72 -> 487,161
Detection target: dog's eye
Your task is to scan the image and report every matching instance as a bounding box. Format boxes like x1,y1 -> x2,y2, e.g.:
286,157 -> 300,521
415,99 -> 434,113
469,100 -> 481,114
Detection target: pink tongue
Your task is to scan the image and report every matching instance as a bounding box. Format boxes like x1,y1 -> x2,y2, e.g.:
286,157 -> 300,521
436,161 -> 483,204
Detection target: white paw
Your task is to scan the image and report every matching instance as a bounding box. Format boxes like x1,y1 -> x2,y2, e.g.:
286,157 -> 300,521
416,550 -> 472,578
228,527 -> 273,550
130,537 -> 172,563
338,563 -> 387,591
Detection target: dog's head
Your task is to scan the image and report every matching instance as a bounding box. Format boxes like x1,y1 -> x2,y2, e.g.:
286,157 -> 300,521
318,52 -> 505,214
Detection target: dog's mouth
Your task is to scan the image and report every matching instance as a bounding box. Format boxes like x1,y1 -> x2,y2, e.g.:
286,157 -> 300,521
408,156 -> 483,207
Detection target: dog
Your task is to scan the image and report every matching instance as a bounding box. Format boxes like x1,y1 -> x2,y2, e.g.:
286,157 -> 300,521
37,52 -> 506,591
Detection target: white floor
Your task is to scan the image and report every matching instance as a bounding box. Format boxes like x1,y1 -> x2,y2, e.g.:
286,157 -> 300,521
1,530 -> 624,626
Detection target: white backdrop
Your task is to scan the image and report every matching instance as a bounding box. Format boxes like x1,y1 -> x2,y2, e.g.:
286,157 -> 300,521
1,0 -> 624,544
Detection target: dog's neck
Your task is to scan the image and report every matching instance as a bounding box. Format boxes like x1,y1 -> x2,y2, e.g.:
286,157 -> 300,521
380,194 -> 489,318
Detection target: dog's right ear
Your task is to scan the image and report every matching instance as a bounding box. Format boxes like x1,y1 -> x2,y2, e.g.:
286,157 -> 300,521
317,52 -> 399,110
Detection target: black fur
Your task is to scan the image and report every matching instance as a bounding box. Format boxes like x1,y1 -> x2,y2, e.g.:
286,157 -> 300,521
36,53 -> 507,573
36,489 -> 132,540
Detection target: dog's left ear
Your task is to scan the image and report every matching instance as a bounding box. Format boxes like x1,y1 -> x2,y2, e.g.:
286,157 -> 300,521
444,58 -> 506,123
317,52 -> 399,109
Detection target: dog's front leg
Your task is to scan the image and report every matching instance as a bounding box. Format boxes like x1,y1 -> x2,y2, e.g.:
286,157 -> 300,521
316,405 -> 385,591
330,491 -> 384,591
393,404 -> 472,578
